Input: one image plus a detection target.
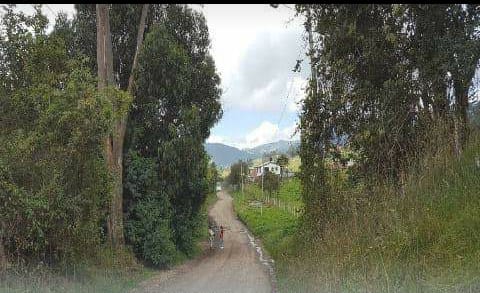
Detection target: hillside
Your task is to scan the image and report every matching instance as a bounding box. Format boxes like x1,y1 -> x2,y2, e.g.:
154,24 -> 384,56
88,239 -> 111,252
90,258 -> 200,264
245,140 -> 299,157
204,143 -> 254,167
205,140 -> 300,168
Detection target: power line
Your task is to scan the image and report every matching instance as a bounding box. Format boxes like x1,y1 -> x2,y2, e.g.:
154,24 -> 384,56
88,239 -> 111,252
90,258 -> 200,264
276,72 -> 295,128
274,48 -> 304,140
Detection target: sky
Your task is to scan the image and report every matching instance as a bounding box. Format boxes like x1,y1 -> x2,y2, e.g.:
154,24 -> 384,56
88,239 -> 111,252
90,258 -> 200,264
13,4 -> 309,149
198,5 -> 309,149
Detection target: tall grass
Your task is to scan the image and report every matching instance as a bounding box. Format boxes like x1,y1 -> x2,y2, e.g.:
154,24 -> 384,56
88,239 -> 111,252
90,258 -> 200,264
231,133 -> 480,292
0,247 -> 153,293
278,134 -> 480,293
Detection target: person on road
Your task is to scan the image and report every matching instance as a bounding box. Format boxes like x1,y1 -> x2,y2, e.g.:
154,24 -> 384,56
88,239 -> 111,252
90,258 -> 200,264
219,225 -> 225,249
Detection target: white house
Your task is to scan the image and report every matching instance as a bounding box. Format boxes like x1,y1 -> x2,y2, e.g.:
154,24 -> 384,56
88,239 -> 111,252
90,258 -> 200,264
249,161 -> 282,179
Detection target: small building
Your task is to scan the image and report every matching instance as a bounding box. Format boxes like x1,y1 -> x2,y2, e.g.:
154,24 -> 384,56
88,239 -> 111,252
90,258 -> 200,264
249,161 -> 282,179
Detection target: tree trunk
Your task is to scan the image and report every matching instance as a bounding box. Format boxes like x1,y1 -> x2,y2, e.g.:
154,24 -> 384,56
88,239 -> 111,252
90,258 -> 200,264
453,80 -> 469,156
117,3 -> 149,165
0,245 -> 5,272
306,6 -> 327,161
97,4 -> 149,249
0,225 -> 6,271
127,4 -> 149,94
97,4 -> 124,248
453,113 -> 461,157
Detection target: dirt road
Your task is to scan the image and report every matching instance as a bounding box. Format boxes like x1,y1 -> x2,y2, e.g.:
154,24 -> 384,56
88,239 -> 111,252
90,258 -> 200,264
133,190 -> 273,293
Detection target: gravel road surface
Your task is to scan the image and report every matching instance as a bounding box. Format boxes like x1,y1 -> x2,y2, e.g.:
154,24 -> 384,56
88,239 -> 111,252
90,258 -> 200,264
133,190 -> 273,293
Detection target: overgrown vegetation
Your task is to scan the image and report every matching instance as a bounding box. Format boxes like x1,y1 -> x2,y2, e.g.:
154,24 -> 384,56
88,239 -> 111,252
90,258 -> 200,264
0,4 -> 114,266
0,249 -> 152,293
276,136 -> 480,293
232,138 -> 480,292
260,4 -> 480,292
0,3 -> 221,289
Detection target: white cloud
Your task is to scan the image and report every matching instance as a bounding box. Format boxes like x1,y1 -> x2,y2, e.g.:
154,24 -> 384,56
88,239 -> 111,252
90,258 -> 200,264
200,4 -> 302,86
206,134 -> 226,144
245,121 -> 279,147
198,4 -> 309,115
220,29 -> 308,114
209,120 -> 299,149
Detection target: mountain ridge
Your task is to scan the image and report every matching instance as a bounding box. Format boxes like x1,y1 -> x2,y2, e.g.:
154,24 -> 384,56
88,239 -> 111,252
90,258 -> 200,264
205,140 -> 300,167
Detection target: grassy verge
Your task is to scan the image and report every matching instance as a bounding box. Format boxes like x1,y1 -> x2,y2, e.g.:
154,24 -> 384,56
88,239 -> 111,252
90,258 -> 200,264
233,138 -> 480,292
0,249 -> 154,293
278,137 -> 480,292
0,267 -> 154,293
231,179 -> 301,269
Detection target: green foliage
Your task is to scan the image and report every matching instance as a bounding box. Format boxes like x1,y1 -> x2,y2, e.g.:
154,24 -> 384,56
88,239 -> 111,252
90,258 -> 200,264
206,161 -> 219,194
0,2 -> 220,281
123,152 -> 178,267
99,86 -> 133,120
276,154 -> 289,167
226,160 -> 249,187
291,5 -> 480,289
71,4 -> 222,268
0,7 -> 113,264
261,170 -> 280,195
73,4 -> 144,89
277,178 -> 302,208
296,3 -> 480,234
123,10 -> 221,266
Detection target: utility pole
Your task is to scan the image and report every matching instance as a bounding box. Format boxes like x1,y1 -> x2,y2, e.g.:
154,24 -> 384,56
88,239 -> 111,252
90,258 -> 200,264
240,161 -> 244,194
261,154 -> 264,198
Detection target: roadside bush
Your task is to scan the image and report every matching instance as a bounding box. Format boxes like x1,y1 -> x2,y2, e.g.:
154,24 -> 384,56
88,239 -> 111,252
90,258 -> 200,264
0,44 -> 113,264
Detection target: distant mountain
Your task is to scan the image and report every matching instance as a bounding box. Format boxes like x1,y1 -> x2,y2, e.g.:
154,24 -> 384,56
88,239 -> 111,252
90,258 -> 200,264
245,140 -> 300,157
205,140 -> 300,168
204,143 -> 254,168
